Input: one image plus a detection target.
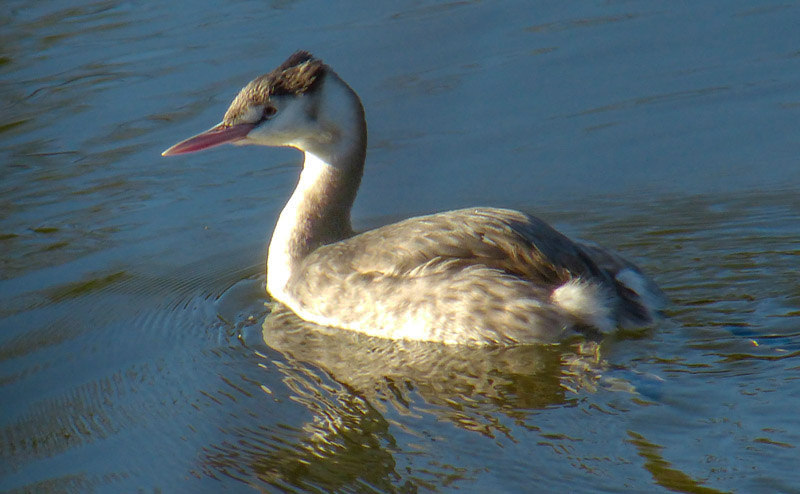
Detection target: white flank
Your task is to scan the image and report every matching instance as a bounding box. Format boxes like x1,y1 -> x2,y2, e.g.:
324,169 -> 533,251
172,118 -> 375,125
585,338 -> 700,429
552,280 -> 614,332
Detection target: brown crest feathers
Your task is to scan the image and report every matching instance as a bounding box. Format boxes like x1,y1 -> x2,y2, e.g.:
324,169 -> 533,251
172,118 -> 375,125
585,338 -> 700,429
223,51 -> 326,124
266,50 -> 325,96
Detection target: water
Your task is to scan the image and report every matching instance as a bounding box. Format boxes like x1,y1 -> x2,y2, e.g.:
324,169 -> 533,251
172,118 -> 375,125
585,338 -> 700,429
2,1 -> 799,492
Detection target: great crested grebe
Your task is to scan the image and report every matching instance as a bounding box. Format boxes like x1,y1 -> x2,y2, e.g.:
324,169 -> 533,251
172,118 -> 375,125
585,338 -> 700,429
163,51 -> 664,345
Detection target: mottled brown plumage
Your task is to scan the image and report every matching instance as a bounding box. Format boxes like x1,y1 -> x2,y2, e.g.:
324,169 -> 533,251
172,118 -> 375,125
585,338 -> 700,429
286,207 -> 659,344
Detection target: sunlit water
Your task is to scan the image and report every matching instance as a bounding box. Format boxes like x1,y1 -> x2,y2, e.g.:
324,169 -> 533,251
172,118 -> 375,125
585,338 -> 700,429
2,1 -> 799,493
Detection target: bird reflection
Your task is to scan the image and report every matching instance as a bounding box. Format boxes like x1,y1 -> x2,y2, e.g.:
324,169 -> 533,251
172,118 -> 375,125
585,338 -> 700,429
200,303 -> 612,491
262,304 -> 608,433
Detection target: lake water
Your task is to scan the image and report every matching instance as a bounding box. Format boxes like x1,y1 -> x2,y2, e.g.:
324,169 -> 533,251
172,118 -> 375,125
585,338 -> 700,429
2,1 -> 799,492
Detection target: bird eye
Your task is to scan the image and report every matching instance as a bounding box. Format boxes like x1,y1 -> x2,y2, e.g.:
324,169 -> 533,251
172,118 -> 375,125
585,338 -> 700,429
261,106 -> 277,120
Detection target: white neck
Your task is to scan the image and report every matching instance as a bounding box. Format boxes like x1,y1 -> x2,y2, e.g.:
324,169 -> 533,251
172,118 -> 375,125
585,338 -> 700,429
265,71 -> 367,302
266,151 -> 364,301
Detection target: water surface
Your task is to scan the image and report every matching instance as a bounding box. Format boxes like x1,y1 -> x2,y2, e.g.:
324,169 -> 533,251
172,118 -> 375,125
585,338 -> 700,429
2,1 -> 799,492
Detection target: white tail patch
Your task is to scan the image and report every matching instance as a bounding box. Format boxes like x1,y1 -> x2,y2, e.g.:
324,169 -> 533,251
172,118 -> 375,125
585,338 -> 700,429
552,280 -> 614,333
615,268 -> 666,317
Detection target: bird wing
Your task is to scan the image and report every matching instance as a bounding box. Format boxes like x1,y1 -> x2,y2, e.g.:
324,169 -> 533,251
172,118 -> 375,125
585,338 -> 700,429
282,207 -> 662,343
293,207 -> 609,287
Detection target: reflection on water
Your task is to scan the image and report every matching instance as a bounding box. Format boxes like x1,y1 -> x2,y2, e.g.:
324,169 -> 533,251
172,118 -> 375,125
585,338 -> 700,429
197,304 -> 606,492
263,305 -> 593,421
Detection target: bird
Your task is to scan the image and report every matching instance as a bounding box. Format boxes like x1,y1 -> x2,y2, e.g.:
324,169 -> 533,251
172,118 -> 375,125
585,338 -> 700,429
163,51 -> 665,345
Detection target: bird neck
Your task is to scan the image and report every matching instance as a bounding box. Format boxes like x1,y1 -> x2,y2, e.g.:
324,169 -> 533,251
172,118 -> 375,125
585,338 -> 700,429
266,138 -> 366,300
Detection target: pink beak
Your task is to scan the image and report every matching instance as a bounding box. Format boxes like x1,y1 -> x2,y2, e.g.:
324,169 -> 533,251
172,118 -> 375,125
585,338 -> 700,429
161,122 -> 256,156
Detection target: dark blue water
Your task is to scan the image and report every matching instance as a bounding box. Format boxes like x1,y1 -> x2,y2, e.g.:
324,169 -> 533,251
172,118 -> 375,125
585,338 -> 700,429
2,1 -> 799,492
